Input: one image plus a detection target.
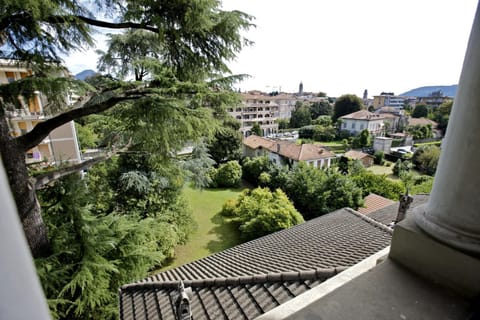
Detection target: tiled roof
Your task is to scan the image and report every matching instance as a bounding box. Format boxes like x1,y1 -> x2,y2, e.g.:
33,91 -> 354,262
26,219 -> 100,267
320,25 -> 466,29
243,135 -> 274,150
357,193 -> 396,215
408,117 -> 438,127
120,208 -> 393,320
296,143 -> 336,161
243,136 -> 335,161
340,110 -> 385,120
344,150 -> 374,161
367,194 -> 429,225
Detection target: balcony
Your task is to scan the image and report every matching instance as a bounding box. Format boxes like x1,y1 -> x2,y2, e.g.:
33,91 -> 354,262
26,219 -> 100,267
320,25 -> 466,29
6,109 -> 46,120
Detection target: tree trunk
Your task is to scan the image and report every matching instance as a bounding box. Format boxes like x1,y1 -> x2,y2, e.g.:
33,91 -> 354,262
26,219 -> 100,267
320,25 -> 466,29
0,114 -> 50,257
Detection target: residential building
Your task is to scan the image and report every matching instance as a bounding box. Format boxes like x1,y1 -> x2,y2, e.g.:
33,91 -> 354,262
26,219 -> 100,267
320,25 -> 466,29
416,91 -> 453,108
1,60 -> 81,164
375,107 -> 407,133
228,91 -> 281,137
372,92 -> 406,109
343,150 -> 375,167
339,110 -> 385,136
243,135 -> 336,168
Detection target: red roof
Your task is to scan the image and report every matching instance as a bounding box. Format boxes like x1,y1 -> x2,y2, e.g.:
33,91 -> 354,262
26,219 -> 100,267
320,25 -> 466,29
357,193 -> 395,215
243,136 -> 335,161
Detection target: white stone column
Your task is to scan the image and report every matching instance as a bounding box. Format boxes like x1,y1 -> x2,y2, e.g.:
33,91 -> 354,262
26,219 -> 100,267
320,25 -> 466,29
414,2 -> 480,254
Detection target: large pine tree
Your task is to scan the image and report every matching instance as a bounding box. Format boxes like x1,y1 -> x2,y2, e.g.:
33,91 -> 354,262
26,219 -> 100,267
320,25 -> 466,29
0,0 -> 252,257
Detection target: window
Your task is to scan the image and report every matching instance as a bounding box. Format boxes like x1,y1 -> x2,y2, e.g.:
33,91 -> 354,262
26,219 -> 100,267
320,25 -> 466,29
360,124 -> 364,130
6,71 -> 15,83
351,123 -> 356,129
343,123 -> 347,129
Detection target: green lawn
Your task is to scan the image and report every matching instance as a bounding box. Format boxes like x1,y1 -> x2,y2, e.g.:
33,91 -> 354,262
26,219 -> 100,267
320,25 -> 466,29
367,162 -> 395,176
367,162 -> 422,180
158,186 -> 244,271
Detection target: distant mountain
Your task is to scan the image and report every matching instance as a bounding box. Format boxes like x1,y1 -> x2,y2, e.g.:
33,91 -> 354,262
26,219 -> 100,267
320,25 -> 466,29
400,85 -> 457,97
75,69 -> 97,81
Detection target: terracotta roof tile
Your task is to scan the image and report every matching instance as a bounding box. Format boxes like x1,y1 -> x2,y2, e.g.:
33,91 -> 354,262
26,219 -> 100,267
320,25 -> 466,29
340,110 -> 386,120
367,194 -> 429,225
243,136 -> 335,161
242,135 -> 275,149
344,150 -> 374,161
357,193 -> 396,215
408,117 -> 438,127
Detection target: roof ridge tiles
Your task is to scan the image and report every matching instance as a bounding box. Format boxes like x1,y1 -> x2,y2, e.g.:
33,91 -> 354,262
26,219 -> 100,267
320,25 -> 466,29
120,267 -> 348,292
344,207 -> 394,234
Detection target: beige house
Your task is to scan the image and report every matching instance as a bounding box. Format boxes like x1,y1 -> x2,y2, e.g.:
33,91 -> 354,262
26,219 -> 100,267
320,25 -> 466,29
339,110 -> 385,136
243,135 -> 336,168
1,60 -> 81,164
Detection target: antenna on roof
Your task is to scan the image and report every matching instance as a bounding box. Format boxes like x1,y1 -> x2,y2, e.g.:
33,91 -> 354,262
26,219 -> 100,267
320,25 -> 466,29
175,281 -> 192,320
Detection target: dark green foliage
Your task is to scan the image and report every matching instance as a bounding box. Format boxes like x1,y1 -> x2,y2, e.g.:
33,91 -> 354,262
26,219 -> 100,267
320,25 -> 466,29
222,188 -> 304,241
284,163 -> 362,219
351,171 -> 405,200
36,173 -> 192,319
432,100 -> 453,134
312,115 -> 333,127
212,160 -> 242,187
333,94 -> 363,121
322,172 -> 363,213
241,156 -> 273,186
337,156 -> 350,175
299,125 -> 336,142
277,118 -> 290,130
97,30 -> 163,81
410,175 -> 434,194
251,122 -> 263,136
289,104 -> 312,128
207,117 -> 242,165
262,165 -> 290,190
183,142 -> 216,189
393,159 -> 412,176
411,104 -> 429,118
374,151 -> 385,165
310,101 -> 333,118
407,124 -> 433,140
412,145 -> 440,175
354,129 -> 371,148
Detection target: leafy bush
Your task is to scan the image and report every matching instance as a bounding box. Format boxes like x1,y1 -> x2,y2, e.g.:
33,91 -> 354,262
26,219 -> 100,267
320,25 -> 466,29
219,199 -> 238,217
226,188 -> 304,241
374,151 -> 385,165
299,125 -> 336,141
412,145 -> 440,175
351,171 -> 405,200
241,156 -> 273,185
284,163 -> 363,219
393,159 -> 412,176
213,160 -> 242,187
410,175 -> 434,194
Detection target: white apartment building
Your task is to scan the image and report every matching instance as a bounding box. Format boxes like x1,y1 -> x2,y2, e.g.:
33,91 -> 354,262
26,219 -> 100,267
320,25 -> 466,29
227,91 -> 300,137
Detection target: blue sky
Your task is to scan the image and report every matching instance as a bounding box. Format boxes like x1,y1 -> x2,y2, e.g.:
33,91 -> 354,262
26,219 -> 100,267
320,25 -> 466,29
65,0 -> 478,97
